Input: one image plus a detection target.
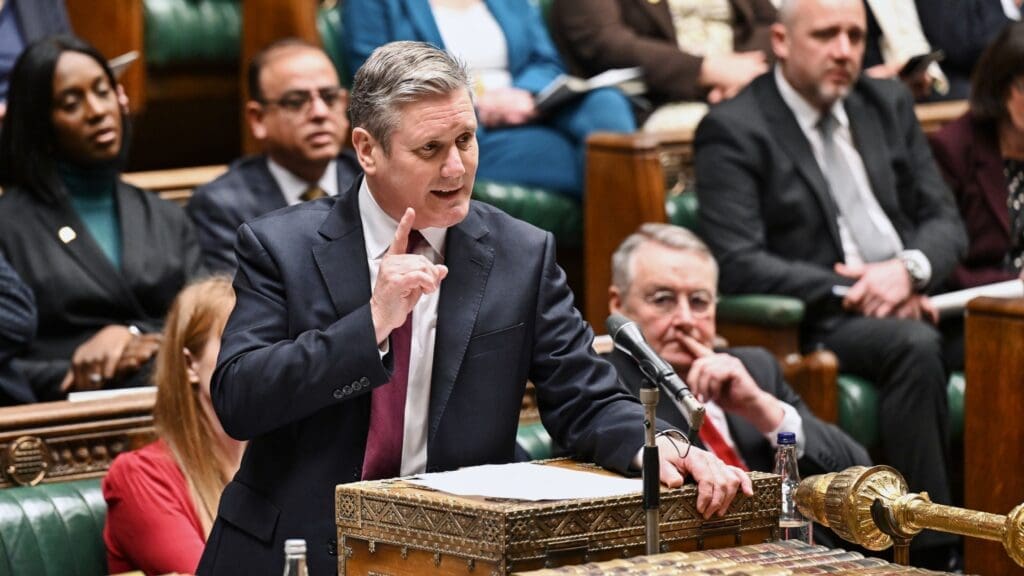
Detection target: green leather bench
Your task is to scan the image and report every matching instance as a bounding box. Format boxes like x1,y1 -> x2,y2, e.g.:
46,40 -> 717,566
0,479 -> 108,576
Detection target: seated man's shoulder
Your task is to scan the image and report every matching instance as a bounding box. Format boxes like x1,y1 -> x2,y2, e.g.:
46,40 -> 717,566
192,155 -> 267,200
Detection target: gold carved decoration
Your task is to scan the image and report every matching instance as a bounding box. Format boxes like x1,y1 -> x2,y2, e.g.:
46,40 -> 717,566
795,465 -> 1024,568
4,435 -> 52,486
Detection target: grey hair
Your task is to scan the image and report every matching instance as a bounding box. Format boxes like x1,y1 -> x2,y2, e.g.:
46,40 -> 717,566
611,223 -> 719,294
349,41 -> 472,154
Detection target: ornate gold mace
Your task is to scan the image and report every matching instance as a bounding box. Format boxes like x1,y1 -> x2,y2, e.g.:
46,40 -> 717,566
793,465 -> 1024,567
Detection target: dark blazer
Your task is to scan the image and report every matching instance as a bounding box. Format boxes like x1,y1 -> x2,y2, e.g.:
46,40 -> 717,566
344,0 -> 565,95
0,253 -> 36,405
550,0 -> 776,106
916,0 -> 1011,99
0,182 -> 204,400
929,113 -> 1016,290
186,152 -> 361,273
14,0 -> 72,41
607,347 -> 870,476
695,73 -> 967,324
198,177 -> 648,576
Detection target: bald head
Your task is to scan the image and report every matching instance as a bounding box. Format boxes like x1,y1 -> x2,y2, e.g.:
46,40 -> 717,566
771,0 -> 865,112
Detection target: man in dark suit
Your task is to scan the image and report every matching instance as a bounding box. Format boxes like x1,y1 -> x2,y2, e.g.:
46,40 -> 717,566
198,41 -> 751,576
0,253 -> 36,405
187,39 -> 361,272
694,0 -> 965,566
608,224 -> 870,477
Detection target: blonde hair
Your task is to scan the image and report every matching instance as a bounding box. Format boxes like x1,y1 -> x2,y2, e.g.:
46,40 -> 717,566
152,276 -> 237,535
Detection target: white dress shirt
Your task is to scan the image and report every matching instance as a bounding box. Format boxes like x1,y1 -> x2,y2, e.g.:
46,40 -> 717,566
358,178 -> 448,477
266,158 -> 339,206
773,67 -> 931,283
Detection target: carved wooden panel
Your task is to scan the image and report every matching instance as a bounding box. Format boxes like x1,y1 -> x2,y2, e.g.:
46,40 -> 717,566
0,391 -> 157,488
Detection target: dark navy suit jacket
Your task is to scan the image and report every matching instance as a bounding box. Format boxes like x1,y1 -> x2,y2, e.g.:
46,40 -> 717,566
187,151 -> 361,273
0,253 -> 35,405
198,177 -> 647,575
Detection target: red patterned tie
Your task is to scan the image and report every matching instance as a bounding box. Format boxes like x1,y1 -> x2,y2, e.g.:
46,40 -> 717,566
361,231 -> 425,480
698,417 -> 749,471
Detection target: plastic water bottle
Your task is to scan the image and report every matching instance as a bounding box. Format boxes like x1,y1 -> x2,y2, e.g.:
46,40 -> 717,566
283,538 -> 310,576
774,432 -> 813,544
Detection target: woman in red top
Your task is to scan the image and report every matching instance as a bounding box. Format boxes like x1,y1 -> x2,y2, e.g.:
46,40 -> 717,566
103,277 -> 244,574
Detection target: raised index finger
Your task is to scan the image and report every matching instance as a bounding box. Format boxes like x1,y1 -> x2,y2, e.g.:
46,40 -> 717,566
680,333 -> 714,359
387,208 -> 417,256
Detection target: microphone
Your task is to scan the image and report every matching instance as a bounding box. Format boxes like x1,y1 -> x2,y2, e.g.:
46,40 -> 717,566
606,313 -> 705,433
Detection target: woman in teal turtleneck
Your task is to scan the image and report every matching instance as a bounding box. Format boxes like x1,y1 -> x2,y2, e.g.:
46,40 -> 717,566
0,36 -> 203,403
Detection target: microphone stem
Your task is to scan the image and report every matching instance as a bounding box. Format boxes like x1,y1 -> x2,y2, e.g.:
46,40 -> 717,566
640,384 -> 660,556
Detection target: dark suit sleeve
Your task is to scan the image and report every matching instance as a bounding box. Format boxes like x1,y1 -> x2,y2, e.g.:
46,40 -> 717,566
528,232 -> 646,474
187,186 -> 243,274
889,85 -> 967,290
0,254 -> 35,352
552,0 -> 706,101
695,109 -> 851,304
210,223 -> 390,440
731,348 -> 870,475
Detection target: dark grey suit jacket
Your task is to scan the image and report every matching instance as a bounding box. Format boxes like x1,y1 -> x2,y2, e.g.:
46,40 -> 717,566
198,177 -> 647,576
186,151 -> 361,273
14,0 -> 72,41
607,346 -> 870,476
0,182 -> 203,400
0,253 -> 35,405
695,73 -> 967,326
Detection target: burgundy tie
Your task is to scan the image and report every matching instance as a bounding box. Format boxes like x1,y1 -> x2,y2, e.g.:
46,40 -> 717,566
362,231 -> 425,480
698,417 -> 749,471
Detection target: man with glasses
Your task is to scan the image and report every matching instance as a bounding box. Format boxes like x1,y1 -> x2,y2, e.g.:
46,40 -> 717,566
608,223 -> 869,478
188,38 -> 361,272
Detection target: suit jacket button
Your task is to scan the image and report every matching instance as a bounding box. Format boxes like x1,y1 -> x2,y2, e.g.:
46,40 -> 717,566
327,537 -> 338,556
360,377 -> 370,386
333,388 -> 344,399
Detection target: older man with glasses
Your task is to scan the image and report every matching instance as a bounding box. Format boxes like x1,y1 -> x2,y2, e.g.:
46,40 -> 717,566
607,223 -> 870,483
187,38 -> 362,272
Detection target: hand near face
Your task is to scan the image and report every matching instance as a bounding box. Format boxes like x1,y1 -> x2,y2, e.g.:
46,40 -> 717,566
370,208 -> 448,344
60,324 -> 137,393
680,335 -> 785,433
656,435 -> 753,518
475,87 -> 537,127
835,259 -> 913,318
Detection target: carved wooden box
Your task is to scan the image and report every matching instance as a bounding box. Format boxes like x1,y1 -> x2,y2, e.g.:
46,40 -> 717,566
336,461 -> 780,576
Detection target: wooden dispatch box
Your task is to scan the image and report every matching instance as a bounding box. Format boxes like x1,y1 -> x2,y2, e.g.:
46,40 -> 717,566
336,460 -> 780,576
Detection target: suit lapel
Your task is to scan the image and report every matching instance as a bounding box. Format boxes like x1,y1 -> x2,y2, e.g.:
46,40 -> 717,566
633,0 -> 676,41
403,0 -> 446,48
36,187 -> 138,308
428,209 -> 494,443
311,178 -> 373,318
757,76 -> 843,252
844,92 -> 901,228
973,130 -> 1012,237
115,182 -> 157,316
244,158 -> 289,214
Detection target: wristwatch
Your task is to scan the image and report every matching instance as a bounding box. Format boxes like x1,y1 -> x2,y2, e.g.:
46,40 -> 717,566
900,253 -> 928,291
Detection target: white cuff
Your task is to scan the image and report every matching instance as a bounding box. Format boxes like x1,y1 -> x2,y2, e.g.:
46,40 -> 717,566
766,402 -> 806,459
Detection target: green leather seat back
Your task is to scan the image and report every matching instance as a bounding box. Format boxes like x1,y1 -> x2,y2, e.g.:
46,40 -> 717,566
472,181 -> 582,249
516,420 -> 554,460
0,479 -> 107,576
144,0 -> 241,68
318,5 -> 347,86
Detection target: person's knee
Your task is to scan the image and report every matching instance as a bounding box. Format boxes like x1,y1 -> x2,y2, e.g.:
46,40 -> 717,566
573,88 -> 636,132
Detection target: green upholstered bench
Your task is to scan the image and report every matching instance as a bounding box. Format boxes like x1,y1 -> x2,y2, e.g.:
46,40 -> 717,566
143,0 -> 240,69
0,479 -> 108,576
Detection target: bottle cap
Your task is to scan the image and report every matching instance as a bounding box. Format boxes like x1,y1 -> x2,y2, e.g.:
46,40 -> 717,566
285,539 -> 307,554
777,432 -> 796,445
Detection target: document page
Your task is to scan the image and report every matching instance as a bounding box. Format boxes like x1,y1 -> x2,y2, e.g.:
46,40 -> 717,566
406,462 -> 642,501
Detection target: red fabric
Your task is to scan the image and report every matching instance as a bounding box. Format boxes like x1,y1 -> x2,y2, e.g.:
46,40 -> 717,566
698,418 -> 749,471
362,231 -> 424,480
102,439 -> 205,575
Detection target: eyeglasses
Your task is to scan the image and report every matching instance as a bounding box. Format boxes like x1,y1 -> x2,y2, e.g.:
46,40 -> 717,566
642,289 -> 716,318
260,87 -> 345,113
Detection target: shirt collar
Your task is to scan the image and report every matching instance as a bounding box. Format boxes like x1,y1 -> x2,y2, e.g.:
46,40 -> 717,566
774,65 -> 849,133
266,157 -> 339,205
357,177 -> 447,260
